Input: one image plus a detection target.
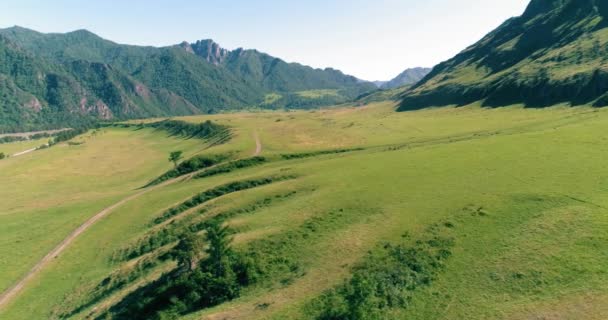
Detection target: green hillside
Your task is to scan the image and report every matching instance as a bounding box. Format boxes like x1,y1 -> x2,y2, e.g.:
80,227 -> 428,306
1,102 -> 607,320
0,27 -> 375,133
400,0 -> 608,110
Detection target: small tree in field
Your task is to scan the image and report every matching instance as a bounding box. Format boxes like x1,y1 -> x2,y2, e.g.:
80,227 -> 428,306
169,151 -> 183,168
0,152 -> 5,160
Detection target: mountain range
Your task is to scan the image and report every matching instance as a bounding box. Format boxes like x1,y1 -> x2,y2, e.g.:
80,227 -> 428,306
400,0 -> 608,110
0,27 -> 375,132
374,67 -> 431,89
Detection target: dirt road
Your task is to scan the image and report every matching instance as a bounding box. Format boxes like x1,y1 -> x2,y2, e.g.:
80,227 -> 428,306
253,131 -> 262,156
0,131 -> 263,310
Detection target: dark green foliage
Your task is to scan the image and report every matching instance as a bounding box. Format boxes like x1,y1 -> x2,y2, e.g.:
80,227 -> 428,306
116,191 -> 296,262
48,127 -> 88,146
147,119 -> 230,142
169,150 -> 183,168
172,232 -> 205,272
108,119 -> 231,146
102,224 -> 250,320
193,156 -> 267,179
308,234 -> 454,319
0,136 -> 27,144
145,153 -> 232,187
280,148 -> 364,160
153,176 -> 294,224
203,221 -> 234,277
0,27 -> 375,132
0,152 -> 5,159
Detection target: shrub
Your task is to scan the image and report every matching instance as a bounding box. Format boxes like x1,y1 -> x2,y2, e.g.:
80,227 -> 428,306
193,156 -> 267,180
309,234 -> 454,319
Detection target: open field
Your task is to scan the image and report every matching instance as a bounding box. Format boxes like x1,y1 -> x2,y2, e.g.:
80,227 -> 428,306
0,139 -> 47,156
1,101 -> 608,319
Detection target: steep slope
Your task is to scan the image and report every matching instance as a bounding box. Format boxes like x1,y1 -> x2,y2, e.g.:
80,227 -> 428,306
0,27 -> 375,132
381,67 -> 431,89
400,0 -> 608,110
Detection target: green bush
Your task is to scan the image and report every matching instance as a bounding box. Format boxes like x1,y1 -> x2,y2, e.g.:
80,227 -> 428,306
308,234 -> 454,319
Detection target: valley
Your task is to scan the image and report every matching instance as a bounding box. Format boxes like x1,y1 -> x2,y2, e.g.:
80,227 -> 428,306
1,101 -> 607,319
2,0 -> 608,319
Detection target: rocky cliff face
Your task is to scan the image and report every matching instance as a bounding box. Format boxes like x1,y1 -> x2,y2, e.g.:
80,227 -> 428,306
183,39 -> 230,65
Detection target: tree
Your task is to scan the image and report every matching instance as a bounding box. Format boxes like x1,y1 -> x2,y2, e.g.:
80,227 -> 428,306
169,151 -> 183,168
173,232 -> 204,271
204,221 -> 233,277
0,152 -> 5,160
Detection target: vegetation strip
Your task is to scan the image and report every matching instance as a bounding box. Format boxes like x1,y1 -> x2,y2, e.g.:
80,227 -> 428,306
109,119 -> 231,145
153,175 -> 296,224
280,148 -> 364,160
144,153 -> 233,188
192,157 -> 268,180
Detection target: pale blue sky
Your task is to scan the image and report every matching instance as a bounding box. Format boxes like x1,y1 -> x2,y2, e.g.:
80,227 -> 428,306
0,0 -> 530,80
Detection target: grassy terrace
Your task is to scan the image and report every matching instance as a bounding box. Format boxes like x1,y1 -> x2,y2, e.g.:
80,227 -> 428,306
1,101 -> 607,319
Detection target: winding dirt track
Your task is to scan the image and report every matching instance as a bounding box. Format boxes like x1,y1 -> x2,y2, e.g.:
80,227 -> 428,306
253,131 -> 262,156
11,148 -> 38,157
0,131 -> 262,310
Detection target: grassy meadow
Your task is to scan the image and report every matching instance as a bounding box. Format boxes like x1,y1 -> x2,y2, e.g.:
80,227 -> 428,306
1,101 -> 608,319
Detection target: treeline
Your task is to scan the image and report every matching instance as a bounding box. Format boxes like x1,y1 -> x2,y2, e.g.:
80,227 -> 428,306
144,153 -> 233,188
153,176 -> 293,224
0,130 -> 69,144
192,157 -> 267,180
48,127 -> 89,146
100,221 -> 254,320
103,194 -> 304,319
147,120 -> 230,141
281,148 -> 364,160
109,119 -> 231,145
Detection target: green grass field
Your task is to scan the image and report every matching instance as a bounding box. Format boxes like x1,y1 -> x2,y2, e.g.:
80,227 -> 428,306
1,101 -> 608,319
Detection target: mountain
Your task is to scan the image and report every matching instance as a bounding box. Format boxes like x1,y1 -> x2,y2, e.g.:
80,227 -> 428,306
0,27 -> 375,132
379,67 -> 431,89
400,0 -> 608,110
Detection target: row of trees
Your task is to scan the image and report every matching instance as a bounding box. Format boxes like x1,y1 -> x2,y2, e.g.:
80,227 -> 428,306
106,221 -> 257,319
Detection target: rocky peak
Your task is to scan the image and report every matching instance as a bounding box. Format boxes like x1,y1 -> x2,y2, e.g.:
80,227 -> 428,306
181,39 -> 230,65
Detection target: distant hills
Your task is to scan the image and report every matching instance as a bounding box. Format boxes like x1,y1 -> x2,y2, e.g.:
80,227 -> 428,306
375,67 -> 431,89
400,0 -> 608,110
0,27 -> 375,132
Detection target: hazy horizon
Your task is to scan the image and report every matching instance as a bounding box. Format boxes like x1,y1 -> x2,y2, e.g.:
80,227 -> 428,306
0,0 -> 530,80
